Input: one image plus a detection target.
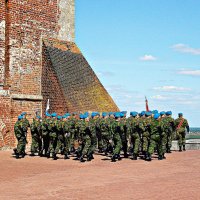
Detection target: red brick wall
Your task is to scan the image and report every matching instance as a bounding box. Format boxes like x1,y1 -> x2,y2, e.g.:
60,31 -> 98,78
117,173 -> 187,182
0,0 -> 5,84
0,96 -> 12,149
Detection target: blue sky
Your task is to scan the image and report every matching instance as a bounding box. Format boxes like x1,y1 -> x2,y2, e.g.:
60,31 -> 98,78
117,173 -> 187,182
75,0 -> 200,127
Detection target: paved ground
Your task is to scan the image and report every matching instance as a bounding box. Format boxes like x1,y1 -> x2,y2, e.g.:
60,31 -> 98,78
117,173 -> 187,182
0,150 -> 199,200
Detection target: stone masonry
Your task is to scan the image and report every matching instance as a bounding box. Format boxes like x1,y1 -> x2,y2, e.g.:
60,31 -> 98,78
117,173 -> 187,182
0,0 -> 119,149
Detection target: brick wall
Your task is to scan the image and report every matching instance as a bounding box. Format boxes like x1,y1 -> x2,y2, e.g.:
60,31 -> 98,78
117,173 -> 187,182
0,0 -> 5,84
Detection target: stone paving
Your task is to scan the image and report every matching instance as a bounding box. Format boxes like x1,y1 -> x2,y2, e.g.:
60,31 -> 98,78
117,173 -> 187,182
0,150 -> 199,200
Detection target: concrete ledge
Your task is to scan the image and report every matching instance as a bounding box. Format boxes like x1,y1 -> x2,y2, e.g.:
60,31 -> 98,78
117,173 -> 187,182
171,140 -> 200,150
11,94 -> 43,101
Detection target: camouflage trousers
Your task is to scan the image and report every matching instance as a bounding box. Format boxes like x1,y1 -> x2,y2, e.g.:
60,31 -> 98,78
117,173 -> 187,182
120,132 -> 128,156
113,133 -> 122,156
130,133 -> 140,154
148,134 -> 164,156
176,131 -> 186,147
142,131 -> 150,152
42,132 -> 49,155
48,132 -> 57,154
63,135 -> 71,156
166,131 -> 173,151
31,134 -> 42,154
16,136 -> 26,155
55,134 -> 64,154
77,135 -> 91,157
87,133 -> 97,155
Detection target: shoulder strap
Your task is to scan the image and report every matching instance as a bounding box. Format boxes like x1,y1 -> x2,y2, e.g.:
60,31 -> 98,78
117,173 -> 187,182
176,118 -> 184,130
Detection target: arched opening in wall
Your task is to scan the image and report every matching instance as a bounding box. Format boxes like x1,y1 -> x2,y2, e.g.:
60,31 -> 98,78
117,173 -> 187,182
4,0 -> 10,88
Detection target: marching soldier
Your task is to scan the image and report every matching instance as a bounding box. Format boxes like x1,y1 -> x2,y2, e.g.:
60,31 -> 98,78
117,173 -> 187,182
175,113 -> 189,151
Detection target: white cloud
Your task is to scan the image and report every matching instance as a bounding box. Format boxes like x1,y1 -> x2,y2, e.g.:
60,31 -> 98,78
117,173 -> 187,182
172,44 -> 200,55
178,69 -> 200,76
151,95 -> 169,100
97,71 -> 115,77
139,55 -> 157,61
153,85 -> 191,92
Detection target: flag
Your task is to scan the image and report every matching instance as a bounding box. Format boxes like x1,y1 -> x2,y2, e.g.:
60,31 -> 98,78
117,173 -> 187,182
46,99 -> 50,113
145,96 -> 150,112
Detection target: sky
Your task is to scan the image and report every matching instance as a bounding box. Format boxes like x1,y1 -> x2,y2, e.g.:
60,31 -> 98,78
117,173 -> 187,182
75,0 -> 200,127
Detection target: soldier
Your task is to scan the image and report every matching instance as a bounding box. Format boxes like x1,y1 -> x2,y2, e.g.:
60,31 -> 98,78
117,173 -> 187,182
175,113 -> 189,151
87,112 -> 98,160
63,113 -> 71,159
147,113 -> 164,161
13,115 -> 25,159
76,114 -> 92,162
120,111 -> 128,158
55,116 -> 65,156
128,112 -> 141,160
41,112 -> 51,157
30,116 -> 42,156
21,112 -> 30,156
164,111 -> 175,153
47,112 -> 58,160
110,112 -> 122,162
99,112 -> 110,155
142,111 -> 151,160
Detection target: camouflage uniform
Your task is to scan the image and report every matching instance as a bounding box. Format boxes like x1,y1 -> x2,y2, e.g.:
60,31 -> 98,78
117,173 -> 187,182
21,118 -> 30,154
30,118 -> 42,155
127,117 -> 142,159
148,118 -> 164,160
55,119 -> 65,155
110,120 -> 122,162
175,117 -> 189,151
41,118 -> 50,156
48,118 -> 58,159
63,119 -> 71,159
99,118 -> 111,154
119,118 -> 128,158
14,120 -> 26,158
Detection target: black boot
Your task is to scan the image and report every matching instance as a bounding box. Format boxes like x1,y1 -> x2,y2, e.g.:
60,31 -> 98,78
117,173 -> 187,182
158,155 -> 163,160
21,152 -> 26,158
52,153 -> 57,160
46,152 -> 50,158
90,154 -> 94,160
64,154 -> 70,159
162,154 -> 166,159
145,153 -> 152,161
167,148 -> 172,153
15,153 -> 20,159
179,146 -> 182,152
87,155 -> 91,162
183,145 -> 186,151
70,147 -> 75,153
13,148 -> 17,155
80,156 -> 85,162
111,155 -> 116,162
132,153 -> 138,160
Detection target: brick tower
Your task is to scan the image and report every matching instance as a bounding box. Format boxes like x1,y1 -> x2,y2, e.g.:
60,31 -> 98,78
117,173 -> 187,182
0,0 -> 119,149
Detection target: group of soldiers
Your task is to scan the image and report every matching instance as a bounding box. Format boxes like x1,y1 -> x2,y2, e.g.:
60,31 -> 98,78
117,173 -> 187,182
13,110 -> 189,162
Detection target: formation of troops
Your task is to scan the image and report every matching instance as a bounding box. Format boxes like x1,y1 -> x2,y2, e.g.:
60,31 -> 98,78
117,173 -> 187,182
13,110 -> 189,162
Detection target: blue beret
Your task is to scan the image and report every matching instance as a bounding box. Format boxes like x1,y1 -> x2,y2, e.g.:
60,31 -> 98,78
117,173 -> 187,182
18,115 -> 23,120
178,113 -> 183,116
152,110 -> 159,114
102,112 -> 108,117
121,111 -> 127,114
130,111 -> 138,117
91,112 -> 97,118
51,113 -> 57,117
114,112 -> 121,118
109,112 -> 114,116
154,113 -> 160,119
21,112 -> 27,116
84,112 -> 89,117
160,111 -> 166,116
140,111 -> 146,116
36,116 -> 41,119
64,113 -> 71,117
166,111 -> 172,116
79,114 -> 85,119
145,112 -> 152,117
57,116 -> 62,120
